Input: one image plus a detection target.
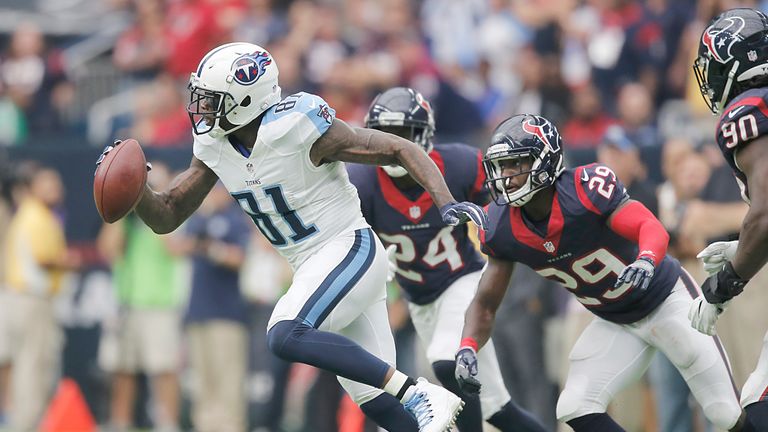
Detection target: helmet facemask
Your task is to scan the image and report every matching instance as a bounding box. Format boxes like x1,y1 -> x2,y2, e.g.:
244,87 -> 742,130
484,146 -> 552,207
370,113 -> 434,178
187,84 -> 239,137
693,54 -> 740,114
364,87 -> 435,178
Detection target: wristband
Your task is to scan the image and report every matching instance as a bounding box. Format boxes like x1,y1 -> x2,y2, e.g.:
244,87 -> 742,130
460,337 -> 479,352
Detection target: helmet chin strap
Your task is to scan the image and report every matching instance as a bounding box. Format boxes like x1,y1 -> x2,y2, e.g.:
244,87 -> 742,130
382,165 -> 409,177
717,60 -> 740,113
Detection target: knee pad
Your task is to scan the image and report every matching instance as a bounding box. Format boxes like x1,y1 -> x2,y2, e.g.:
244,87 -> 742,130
431,360 -> 459,391
556,375 -> 601,423
702,400 -> 743,430
267,319 -> 312,360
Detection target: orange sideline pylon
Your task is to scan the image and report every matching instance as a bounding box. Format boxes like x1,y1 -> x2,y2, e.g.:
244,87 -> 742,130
39,378 -> 96,432
337,393 -> 365,432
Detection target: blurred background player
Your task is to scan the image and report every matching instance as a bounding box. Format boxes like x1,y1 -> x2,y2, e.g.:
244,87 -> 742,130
97,42 -> 490,432
3,164 -> 80,431
176,182 -> 251,432
97,161 -> 183,432
457,114 -> 748,432
347,87 -> 548,432
690,7 -> 768,429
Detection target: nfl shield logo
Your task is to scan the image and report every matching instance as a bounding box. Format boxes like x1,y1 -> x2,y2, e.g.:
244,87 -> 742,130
246,162 -> 254,173
748,50 -> 758,62
543,241 -> 555,253
409,206 -> 421,219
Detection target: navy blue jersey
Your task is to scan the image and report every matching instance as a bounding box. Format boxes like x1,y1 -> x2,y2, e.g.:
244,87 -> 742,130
481,163 -> 679,324
717,87 -> 768,202
347,143 -> 489,305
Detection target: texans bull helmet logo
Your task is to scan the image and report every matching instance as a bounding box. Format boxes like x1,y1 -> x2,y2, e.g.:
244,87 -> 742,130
521,116 -> 560,153
702,16 -> 746,63
232,51 -> 272,86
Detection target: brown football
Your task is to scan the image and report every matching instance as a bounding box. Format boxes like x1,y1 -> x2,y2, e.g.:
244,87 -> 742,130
93,139 -> 147,223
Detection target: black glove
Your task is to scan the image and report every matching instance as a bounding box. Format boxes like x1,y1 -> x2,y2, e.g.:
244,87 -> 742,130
455,347 -> 481,396
95,140 -> 152,175
615,256 -> 655,290
702,261 -> 748,304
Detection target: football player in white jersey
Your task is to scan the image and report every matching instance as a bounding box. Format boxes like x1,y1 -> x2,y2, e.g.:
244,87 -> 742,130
96,43 -> 487,432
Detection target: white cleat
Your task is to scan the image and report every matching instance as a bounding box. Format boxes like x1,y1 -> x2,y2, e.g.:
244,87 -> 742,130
403,377 -> 464,432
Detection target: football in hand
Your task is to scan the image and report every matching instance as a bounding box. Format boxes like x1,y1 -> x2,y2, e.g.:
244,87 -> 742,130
94,139 -> 148,223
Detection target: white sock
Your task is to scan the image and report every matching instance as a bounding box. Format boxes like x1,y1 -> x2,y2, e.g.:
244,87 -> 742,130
383,370 -> 411,401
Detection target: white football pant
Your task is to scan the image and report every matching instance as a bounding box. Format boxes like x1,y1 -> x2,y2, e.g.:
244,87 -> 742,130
268,228 -> 396,405
556,275 -> 742,430
409,270 -> 512,418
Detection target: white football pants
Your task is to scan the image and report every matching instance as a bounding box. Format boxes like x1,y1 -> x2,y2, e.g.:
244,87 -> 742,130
556,275 -> 743,430
409,270 -> 512,418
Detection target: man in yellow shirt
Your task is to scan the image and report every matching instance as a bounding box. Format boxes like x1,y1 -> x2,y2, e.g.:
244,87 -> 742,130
3,166 -> 79,431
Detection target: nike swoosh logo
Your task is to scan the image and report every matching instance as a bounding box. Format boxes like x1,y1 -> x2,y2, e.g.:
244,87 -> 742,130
309,100 -> 316,108
728,106 -> 746,119
581,170 -> 589,181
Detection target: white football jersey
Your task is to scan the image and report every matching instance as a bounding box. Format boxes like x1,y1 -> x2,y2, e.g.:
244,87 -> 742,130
193,92 -> 370,268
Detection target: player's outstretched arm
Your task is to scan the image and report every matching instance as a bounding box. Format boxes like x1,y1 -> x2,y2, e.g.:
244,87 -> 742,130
731,136 -> 768,279
461,256 -> 515,350
311,119 -> 487,229
135,156 -> 218,234
310,119 -> 455,207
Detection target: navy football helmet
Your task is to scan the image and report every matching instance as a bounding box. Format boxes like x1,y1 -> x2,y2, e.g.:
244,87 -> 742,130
484,114 -> 565,207
694,8 -> 768,114
365,87 -> 435,177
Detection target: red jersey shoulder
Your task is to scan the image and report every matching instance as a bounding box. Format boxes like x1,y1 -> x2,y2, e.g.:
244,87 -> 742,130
569,163 -> 628,216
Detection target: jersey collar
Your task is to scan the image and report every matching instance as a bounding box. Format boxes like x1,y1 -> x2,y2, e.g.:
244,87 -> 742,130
377,150 -> 445,224
509,190 -> 564,255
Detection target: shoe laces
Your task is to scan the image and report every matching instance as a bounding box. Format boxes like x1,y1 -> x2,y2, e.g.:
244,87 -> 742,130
404,391 -> 433,426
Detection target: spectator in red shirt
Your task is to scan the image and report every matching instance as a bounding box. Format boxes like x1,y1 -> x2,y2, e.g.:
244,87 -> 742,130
164,0 -> 245,78
561,82 -> 616,166
113,0 -> 169,81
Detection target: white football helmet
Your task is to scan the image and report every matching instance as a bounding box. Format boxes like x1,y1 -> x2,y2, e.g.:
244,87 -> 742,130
187,42 -> 281,138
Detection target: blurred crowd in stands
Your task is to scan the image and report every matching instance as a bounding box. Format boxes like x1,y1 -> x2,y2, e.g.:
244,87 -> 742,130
2,0 -> 768,431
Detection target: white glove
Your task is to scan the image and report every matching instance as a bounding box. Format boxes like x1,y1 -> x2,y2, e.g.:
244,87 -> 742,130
697,241 -> 739,276
386,244 -> 398,283
688,296 -> 728,336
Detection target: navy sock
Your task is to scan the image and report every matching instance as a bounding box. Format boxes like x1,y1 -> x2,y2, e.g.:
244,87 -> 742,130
267,319 -> 390,388
566,413 -> 625,432
360,393 -> 419,432
744,400 -> 768,431
432,360 -> 483,432
487,401 -> 549,432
